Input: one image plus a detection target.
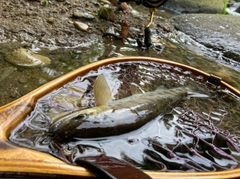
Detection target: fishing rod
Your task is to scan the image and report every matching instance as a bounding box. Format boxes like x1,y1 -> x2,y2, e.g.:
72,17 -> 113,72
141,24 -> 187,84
118,0 -> 168,47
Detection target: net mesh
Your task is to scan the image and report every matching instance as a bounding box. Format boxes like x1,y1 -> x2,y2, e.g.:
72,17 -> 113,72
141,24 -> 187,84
9,61 -> 240,172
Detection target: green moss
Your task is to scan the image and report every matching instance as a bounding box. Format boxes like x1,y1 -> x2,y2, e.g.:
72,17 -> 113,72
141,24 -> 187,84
99,7 -> 110,20
43,0 -> 50,6
222,0 -> 229,14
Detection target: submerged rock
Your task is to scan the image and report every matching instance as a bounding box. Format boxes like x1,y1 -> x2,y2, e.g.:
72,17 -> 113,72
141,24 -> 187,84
0,67 -> 17,82
5,48 -> 51,67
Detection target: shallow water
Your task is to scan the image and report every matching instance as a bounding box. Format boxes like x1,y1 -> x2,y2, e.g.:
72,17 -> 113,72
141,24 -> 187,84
10,61 -> 240,172
0,27 -> 240,107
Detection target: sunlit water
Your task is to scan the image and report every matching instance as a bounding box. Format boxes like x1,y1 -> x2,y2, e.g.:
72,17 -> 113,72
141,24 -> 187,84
10,61 -> 240,172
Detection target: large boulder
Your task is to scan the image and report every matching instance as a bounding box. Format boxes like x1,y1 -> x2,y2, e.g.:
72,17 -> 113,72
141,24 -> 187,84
170,14 -> 240,62
163,0 -> 224,14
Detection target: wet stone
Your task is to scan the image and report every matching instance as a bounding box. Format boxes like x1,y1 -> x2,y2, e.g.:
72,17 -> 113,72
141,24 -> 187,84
5,48 -> 51,67
18,77 -> 28,84
163,0 -> 224,14
72,49 -> 82,54
9,88 -> 21,99
73,21 -> 89,32
72,10 -> 95,20
56,36 -> 68,45
39,78 -> 47,85
170,14 -> 240,62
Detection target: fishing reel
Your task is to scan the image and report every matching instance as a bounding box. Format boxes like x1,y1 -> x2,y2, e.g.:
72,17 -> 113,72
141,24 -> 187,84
118,0 -> 168,47
118,0 -> 168,8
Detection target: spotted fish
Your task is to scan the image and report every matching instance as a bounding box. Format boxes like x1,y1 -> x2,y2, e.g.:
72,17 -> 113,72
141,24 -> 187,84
50,75 -> 194,139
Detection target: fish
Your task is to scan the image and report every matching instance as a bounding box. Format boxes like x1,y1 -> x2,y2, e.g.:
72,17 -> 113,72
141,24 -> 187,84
50,75 -> 194,139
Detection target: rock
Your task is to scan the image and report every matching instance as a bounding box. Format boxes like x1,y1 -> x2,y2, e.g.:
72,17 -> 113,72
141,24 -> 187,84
5,48 -> 51,67
72,10 -> 81,18
47,17 -> 55,23
0,67 -> 17,82
235,5 -> 240,13
99,0 -> 111,4
131,9 -> 141,18
119,2 -> 128,11
170,14 -> 240,62
73,21 -> 89,32
72,10 -> 95,20
98,7 -> 115,22
18,76 -> 28,84
103,4 -> 110,8
163,0 -> 224,14
107,0 -> 128,10
39,78 -> 47,85
105,26 -> 120,37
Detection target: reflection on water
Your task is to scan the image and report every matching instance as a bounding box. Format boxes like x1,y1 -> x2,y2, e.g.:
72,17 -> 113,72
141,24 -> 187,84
0,30 -> 240,106
10,61 -> 240,172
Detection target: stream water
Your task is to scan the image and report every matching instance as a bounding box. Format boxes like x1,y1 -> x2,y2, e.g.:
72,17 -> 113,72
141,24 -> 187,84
1,29 -> 240,107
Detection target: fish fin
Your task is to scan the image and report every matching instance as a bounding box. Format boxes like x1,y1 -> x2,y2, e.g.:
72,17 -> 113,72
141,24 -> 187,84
130,83 -> 145,95
94,75 -> 112,106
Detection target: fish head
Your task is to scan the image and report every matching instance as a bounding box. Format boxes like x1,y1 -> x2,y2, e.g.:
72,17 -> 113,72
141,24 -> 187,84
50,113 -> 89,140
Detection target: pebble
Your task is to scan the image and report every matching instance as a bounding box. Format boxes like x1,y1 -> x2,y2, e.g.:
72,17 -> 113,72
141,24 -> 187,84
39,78 -> 47,85
47,17 -> 55,23
73,21 -> 89,32
129,27 -> 141,33
72,49 -> 82,54
103,4 -> 110,8
119,2 -> 128,11
72,10 -> 95,20
100,0 -> 111,4
18,77 -> 28,84
131,9 -> 141,18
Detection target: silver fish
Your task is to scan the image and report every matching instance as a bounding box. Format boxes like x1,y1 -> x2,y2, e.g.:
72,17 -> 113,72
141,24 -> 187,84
50,75 -> 192,139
